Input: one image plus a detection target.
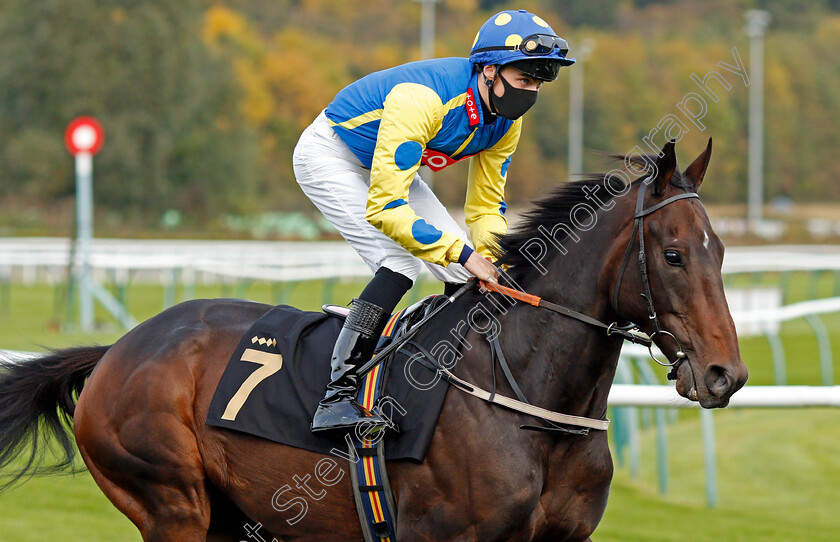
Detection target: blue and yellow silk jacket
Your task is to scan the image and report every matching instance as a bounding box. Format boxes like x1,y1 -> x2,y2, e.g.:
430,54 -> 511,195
325,57 -> 520,267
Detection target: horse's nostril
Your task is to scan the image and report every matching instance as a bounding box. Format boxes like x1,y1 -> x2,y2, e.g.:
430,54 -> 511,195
704,364 -> 731,396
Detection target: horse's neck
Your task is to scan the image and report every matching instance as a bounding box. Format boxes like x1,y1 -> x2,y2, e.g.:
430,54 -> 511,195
491,215 -> 625,418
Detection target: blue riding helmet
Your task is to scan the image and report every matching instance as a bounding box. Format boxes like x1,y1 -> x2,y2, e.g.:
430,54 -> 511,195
469,9 -> 575,82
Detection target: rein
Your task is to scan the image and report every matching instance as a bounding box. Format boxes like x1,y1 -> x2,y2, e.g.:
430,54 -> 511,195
477,281 -> 652,347
478,179 -> 700,373
370,180 -> 703,435
451,180 -> 702,431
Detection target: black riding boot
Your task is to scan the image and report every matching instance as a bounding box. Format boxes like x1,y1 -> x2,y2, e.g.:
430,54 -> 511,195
311,298 -> 390,432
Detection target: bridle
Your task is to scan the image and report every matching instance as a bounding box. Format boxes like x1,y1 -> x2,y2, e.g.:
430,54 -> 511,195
481,177 -> 700,379
353,178 -> 705,433
612,178 -> 699,378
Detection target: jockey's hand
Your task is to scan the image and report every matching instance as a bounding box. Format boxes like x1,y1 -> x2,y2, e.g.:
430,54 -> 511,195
464,251 -> 500,283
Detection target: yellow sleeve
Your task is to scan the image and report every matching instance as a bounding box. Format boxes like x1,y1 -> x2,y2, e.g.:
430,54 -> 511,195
465,118 -> 521,259
365,83 -> 465,266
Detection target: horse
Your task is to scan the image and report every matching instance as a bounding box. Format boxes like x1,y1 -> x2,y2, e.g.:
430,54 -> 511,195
0,139 -> 747,541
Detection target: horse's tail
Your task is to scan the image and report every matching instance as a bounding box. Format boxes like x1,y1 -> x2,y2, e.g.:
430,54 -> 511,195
0,345 -> 109,491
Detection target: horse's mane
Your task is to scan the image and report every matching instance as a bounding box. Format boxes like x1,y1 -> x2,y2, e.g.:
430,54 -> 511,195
492,153 -> 695,287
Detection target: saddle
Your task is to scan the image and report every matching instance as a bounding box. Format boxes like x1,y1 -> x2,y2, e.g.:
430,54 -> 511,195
206,280 -> 618,540
206,294 -> 462,541
205,294 -> 465,460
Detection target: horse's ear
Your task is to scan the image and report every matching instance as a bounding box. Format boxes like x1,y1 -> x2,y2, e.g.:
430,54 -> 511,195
650,140 -> 677,196
684,137 -> 713,189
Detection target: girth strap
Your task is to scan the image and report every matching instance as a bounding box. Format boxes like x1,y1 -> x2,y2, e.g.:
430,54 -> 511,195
348,439 -> 398,542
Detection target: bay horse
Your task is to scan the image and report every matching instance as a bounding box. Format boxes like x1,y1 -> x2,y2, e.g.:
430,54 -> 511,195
0,140 -> 747,541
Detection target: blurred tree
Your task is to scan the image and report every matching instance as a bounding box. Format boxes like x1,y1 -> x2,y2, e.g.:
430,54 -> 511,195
198,0 -> 840,208
0,0 -> 257,224
547,0 -> 621,29
477,1 -> 508,11
3,0 -> 840,234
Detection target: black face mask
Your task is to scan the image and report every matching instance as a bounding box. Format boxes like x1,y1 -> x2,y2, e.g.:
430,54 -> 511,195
486,71 -> 538,120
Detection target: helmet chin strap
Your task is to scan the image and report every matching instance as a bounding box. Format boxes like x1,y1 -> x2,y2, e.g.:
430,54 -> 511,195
483,69 -> 500,116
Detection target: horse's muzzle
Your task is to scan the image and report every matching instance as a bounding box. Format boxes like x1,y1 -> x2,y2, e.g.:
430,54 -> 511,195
699,362 -> 748,408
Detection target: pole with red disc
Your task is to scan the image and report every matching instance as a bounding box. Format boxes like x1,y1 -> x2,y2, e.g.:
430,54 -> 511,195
65,117 -> 104,331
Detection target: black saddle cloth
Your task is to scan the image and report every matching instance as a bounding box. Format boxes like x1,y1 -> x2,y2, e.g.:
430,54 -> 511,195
206,296 -> 469,461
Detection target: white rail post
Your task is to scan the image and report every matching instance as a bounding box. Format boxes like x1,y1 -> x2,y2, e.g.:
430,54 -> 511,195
75,152 -> 94,331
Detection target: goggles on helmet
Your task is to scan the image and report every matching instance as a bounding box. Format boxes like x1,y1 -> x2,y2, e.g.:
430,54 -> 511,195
506,58 -> 561,82
472,34 -> 569,57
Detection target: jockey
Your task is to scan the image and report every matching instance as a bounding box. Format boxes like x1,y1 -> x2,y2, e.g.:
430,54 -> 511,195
294,9 -> 575,432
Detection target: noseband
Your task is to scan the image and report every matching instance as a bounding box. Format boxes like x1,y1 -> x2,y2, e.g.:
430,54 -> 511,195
612,178 -> 699,377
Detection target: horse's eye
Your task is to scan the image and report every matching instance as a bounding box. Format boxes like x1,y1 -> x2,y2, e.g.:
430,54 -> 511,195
664,249 -> 684,266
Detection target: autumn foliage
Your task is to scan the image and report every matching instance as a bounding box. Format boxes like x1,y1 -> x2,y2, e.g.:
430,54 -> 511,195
1,0 -> 839,226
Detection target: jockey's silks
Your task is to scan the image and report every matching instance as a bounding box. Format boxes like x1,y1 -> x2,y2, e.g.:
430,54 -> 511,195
325,58 -> 518,265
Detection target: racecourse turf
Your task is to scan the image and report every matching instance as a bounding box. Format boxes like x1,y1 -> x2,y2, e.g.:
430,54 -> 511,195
0,279 -> 839,541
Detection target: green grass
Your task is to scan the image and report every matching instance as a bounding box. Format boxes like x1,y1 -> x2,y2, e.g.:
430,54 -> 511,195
0,469 -> 139,541
1,277 -> 839,540
598,408 -> 840,541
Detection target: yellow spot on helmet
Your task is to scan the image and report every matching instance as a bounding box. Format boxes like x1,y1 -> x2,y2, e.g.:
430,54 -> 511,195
472,31 -> 480,48
505,34 -> 522,47
532,15 -> 550,28
494,13 -> 512,26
